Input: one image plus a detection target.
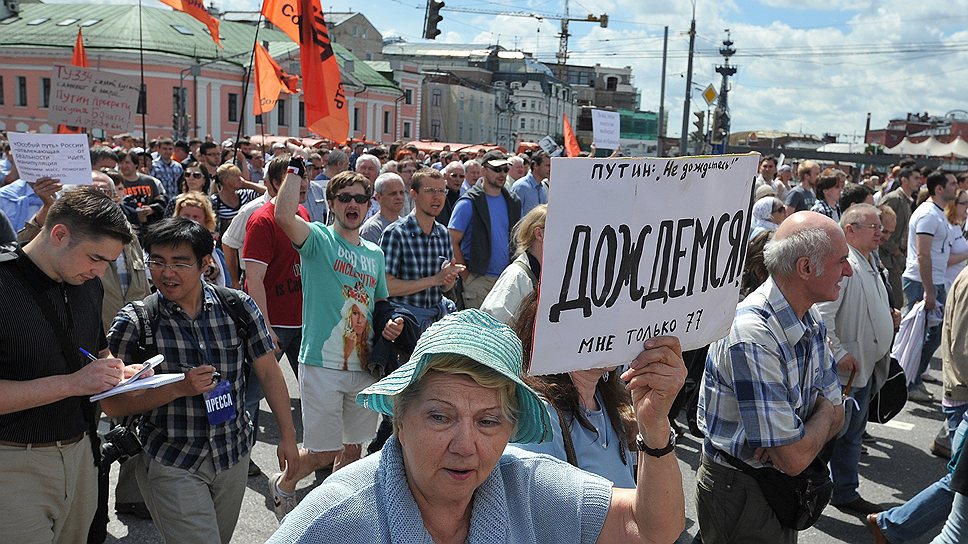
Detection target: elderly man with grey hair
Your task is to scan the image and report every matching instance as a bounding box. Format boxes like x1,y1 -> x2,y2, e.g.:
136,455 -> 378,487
816,203 -> 898,516
361,173 -> 406,244
697,211 -> 849,543
355,154 -> 383,220
438,160 -> 465,226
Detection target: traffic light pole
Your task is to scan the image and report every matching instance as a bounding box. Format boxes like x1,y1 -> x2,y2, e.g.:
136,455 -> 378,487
679,7 -> 696,156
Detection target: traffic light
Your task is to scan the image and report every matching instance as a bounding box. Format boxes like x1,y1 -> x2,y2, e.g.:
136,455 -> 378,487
713,111 -> 729,143
424,0 -> 444,40
692,111 -> 704,141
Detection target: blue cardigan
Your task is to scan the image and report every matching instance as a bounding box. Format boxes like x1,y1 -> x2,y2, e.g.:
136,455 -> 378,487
268,435 -> 613,543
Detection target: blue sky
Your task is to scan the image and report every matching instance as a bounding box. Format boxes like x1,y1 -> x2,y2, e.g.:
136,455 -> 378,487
54,0 -> 968,142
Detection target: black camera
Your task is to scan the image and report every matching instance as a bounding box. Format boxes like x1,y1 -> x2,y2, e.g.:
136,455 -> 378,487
100,425 -> 142,467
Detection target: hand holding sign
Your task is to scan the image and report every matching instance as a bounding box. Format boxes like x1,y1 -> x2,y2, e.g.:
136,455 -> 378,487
621,337 -> 687,435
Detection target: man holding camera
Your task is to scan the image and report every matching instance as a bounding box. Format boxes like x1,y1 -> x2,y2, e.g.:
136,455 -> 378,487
0,187 -> 138,543
102,218 -> 299,544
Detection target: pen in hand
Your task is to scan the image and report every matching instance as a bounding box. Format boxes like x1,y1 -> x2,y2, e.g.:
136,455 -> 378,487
178,363 -> 221,381
78,348 -> 98,362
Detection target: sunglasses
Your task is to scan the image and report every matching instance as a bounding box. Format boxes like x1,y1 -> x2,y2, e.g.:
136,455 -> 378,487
186,172 -> 204,179
487,165 -> 509,173
335,193 -> 370,204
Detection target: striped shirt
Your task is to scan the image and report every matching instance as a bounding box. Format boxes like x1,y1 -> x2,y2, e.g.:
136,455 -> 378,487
108,283 -> 274,473
698,277 -> 842,469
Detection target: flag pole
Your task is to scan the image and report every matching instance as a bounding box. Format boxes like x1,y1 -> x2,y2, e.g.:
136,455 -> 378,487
235,13 -> 263,168
138,0 -> 147,141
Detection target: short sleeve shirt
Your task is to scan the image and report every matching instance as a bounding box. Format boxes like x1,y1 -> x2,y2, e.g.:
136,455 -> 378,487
242,201 -> 309,328
903,201 -> 951,286
698,277 -> 842,469
448,195 -> 510,276
784,185 -> 816,213
296,223 -> 388,371
108,284 -> 275,473
380,213 -> 452,309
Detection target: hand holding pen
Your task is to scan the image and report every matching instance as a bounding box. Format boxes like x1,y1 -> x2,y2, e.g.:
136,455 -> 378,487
177,364 -> 220,396
76,348 -> 125,396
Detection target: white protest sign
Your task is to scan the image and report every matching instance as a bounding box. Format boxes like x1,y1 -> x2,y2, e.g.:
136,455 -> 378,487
7,132 -> 91,184
591,109 -> 621,149
48,65 -> 140,133
529,153 -> 759,375
538,135 -> 563,157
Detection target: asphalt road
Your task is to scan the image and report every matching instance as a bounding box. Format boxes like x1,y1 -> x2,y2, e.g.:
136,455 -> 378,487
104,355 -> 954,544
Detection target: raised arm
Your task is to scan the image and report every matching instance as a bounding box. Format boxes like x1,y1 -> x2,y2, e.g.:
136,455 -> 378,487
598,336 -> 687,544
274,171 -> 311,248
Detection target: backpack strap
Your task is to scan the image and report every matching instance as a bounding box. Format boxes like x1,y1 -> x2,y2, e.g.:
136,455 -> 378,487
131,293 -> 161,364
513,258 -> 538,290
551,404 -> 579,467
210,285 -> 256,378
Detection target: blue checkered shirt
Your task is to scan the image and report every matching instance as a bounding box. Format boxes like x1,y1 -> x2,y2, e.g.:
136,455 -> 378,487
698,277 -> 842,469
380,213 -> 452,309
151,158 -> 183,197
107,283 -> 274,473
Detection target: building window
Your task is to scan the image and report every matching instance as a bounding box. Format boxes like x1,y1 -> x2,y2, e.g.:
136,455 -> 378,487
431,119 -> 441,139
404,89 -> 412,105
227,93 -> 238,122
403,121 -> 411,138
17,76 -> 27,106
277,99 -> 286,126
530,119 -> 535,131
519,117 -> 526,130
431,89 -> 441,107
41,77 -> 50,108
520,101 -> 526,110
255,114 -> 263,125
383,111 -> 391,134
459,97 -> 464,112
298,101 -> 305,127
353,107 -> 360,131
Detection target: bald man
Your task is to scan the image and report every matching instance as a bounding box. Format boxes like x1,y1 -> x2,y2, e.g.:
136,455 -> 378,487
698,211 -> 848,542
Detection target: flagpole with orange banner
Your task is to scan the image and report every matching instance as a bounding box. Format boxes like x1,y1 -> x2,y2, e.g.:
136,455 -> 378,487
158,0 -> 223,48
563,113 -> 580,158
253,43 -> 297,116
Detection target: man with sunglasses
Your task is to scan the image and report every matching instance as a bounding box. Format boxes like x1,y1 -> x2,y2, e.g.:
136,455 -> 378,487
437,161 -> 465,226
272,169 -> 402,520
448,150 -> 522,309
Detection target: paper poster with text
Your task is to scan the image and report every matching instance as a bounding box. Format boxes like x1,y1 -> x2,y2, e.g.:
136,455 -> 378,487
7,132 -> 91,184
48,65 -> 140,133
529,153 -> 759,375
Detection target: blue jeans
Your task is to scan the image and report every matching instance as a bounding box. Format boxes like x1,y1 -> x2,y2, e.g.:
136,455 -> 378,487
880,412 -> 968,542
901,279 -> 946,389
933,492 -> 968,544
830,383 -> 872,504
945,405 -> 968,442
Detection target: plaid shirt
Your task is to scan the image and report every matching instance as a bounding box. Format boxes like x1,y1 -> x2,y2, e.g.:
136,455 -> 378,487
810,198 -> 841,222
698,278 -> 842,469
151,158 -> 183,198
380,213 -> 452,308
108,283 -> 274,473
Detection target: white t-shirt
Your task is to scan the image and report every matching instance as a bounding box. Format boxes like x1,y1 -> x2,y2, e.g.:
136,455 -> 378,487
946,223 -> 968,290
903,201 -> 951,286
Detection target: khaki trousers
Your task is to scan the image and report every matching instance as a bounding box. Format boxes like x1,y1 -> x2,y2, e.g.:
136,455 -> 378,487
135,449 -> 249,544
462,273 -> 499,310
0,436 -> 97,544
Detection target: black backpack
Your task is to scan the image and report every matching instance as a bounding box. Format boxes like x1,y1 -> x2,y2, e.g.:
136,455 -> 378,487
130,285 -> 255,370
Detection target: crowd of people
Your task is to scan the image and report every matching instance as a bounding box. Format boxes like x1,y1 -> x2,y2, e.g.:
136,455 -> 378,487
1,132 -> 968,544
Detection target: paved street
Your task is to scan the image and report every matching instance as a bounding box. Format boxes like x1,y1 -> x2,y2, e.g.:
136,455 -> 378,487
105,356 -> 953,544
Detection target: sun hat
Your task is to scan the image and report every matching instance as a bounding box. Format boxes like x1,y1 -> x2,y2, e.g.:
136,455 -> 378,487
356,309 -> 551,444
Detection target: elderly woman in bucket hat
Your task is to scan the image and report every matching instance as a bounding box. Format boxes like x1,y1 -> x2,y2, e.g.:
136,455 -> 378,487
269,309 -> 687,544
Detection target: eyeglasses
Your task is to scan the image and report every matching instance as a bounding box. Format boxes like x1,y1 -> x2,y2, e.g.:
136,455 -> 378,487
851,223 -> 884,232
186,172 -> 204,179
420,187 -> 448,195
487,165 -> 509,173
335,193 -> 370,204
146,260 -> 198,272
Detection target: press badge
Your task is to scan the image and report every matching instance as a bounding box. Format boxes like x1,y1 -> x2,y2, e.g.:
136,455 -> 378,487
204,380 -> 236,426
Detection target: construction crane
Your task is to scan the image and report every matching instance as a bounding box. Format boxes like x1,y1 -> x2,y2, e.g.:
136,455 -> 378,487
440,1 -> 607,71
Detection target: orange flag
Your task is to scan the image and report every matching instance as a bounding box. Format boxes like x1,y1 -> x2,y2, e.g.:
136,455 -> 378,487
253,43 -> 298,115
72,28 -> 88,67
159,0 -> 222,47
59,28 -> 88,133
563,113 -> 580,157
297,0 -> 349,142
261,0 -> 299,43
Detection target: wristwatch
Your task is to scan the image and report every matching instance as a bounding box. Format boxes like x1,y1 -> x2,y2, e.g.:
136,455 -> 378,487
636,429 -> 677,457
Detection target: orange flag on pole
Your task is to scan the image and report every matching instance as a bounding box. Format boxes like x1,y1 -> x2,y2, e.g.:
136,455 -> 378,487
563,113 -> 580,157
261,0 -> 300,44
253,43 -> 298,115
298,0 -> 349,142
59,28 -> 88,133
72,28 -> 89,67
158,0 -> 222,47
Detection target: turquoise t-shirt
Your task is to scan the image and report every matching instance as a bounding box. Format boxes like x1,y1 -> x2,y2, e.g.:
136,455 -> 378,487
296,222 -> 388,371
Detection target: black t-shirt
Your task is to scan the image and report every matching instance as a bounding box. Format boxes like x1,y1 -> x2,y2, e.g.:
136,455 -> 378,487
0,249 -> 107,442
